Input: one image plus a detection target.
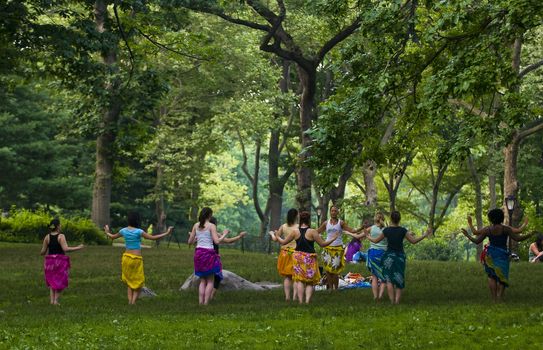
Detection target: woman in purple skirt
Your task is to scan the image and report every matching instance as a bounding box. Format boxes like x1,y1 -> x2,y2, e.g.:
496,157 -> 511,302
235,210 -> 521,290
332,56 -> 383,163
40,218 -> 84,305
188,207 -> 222,305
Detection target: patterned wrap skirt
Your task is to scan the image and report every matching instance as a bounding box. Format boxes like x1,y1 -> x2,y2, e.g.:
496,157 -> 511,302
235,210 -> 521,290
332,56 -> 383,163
44,254 -> 71,291
382,250 -> 406,289
366,248 -> 385,281
277,246 -> 295,277
292,251 -> 321,285
322,245 -> 345,274
121,253 -> 145,289
194,248 -> 223,282
483,245 -> 510,287
345,239 -> 361,262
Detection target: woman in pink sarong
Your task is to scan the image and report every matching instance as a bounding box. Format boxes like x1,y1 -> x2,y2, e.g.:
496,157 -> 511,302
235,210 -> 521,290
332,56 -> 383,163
40,218 -> 84,305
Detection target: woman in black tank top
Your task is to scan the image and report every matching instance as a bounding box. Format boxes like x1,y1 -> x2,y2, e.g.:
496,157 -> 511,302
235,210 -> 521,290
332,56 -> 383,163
270,211 -> 339,304
466,209 -> 531,302
40,219 -> 84,305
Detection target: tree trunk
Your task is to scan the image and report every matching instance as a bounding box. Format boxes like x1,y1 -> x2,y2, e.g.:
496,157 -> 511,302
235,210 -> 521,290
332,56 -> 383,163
503,137 -> 521,252
467,154 -> 484,256
488,174 -> 497,209
295,65 -> 317,212
91,0 -> 120,228
363,160 -> 378,207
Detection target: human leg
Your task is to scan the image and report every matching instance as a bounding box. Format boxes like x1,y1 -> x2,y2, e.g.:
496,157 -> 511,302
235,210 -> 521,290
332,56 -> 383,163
131,288 -> 141,304
378,280 -> 386,300
127,287 -> 133,304
487,277 -> 497,302
49,288 -> 54,304
204,276 -> 215,305
198,278 -> 206,304
394,288 -> 403,304
295,281 -> 304,304
371,274 -> 379,300
386,282 -> 395,304
284,277 -> 293,301
496,282 -> 505,302
304,284 -> 314,304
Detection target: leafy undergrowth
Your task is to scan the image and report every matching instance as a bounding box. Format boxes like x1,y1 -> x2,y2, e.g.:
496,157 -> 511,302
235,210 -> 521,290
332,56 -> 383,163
1,243 -> 542,349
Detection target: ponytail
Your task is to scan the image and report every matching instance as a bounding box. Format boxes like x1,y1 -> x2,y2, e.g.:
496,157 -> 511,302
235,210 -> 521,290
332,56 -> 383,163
198,207 -> 213,229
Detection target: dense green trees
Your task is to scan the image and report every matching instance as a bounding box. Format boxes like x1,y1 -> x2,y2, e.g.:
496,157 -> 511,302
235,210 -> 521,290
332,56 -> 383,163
1,0 -> 542,256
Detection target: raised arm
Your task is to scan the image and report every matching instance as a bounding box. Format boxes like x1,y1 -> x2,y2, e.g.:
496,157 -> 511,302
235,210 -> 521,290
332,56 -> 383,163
343,230 -> 366,239
210,224 -> 221,245
40,235 -> 49,255
142,227 -> 173,241
311,230 -> 339,247
58,235 -> 84,252
222,231 -> 246,244
467,216 -> 486,235
508,229 -> 533,242
509,217 -> 529,234
405,228 -> 432,244
461,228 -> 486,244
341,221 -> 359,234
104,225 -> 122,240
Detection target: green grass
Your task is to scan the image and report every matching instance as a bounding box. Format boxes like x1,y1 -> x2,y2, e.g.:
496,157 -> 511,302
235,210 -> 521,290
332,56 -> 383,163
1,242 -> 543,349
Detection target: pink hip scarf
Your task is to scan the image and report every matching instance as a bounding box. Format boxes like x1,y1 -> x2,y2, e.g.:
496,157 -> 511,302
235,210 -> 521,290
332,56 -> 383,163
44,254 -> 71,291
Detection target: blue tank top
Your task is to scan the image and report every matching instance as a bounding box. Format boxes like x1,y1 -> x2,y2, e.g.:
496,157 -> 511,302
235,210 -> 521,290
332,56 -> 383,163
120,227 -> 144,250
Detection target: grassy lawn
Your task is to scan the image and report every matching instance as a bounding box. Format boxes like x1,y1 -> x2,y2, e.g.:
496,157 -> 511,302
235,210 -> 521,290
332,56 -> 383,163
1,242 -> 542,349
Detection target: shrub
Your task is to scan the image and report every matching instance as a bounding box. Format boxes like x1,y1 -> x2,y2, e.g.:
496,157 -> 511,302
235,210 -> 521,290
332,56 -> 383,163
406,237 -> 463,261
0,208 -> 109,245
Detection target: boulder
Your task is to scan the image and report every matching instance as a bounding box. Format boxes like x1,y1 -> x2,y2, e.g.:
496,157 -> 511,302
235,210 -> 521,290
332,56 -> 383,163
180,270 -> 280,291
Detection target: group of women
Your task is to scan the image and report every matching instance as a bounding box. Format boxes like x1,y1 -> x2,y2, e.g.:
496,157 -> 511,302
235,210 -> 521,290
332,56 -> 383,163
40,205 -> 537,306
270,206 -> 432,304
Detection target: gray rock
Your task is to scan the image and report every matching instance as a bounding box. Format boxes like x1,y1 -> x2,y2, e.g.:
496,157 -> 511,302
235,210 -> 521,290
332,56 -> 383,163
180,270 -> 281,291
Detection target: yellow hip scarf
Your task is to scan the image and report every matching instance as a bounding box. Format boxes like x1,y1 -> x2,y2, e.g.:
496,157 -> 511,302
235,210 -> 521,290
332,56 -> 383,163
277,246 -> 295,277
322,246 -> 345,274
121,253 -> 145,290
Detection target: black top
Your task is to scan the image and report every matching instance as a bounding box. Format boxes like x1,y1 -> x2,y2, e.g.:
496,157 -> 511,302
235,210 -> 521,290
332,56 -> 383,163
48,234 -> 65,255
487,226 -> 509,250
295,227 -> 315,254
383,226 -> 408,253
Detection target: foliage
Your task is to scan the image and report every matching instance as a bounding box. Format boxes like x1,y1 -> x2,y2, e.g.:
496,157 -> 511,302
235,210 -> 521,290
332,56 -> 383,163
405,236 -> 463,262
0,209 -> 108,245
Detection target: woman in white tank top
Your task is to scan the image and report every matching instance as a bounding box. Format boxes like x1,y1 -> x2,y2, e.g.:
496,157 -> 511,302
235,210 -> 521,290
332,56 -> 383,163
188,207 -> 221,305
315,206 -> 361,290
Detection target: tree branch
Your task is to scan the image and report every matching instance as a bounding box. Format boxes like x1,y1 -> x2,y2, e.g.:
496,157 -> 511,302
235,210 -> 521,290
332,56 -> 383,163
405,173 -> 431,203
237,131 -> 254,184
518,118 -> 543,140
316,16 -> 362,64
519,58 -> 543,79
448,98 -> 493,119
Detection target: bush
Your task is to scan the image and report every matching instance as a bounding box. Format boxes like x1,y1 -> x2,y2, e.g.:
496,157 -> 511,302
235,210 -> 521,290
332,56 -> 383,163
406,237 -> 463,261
0,208 -> 109,245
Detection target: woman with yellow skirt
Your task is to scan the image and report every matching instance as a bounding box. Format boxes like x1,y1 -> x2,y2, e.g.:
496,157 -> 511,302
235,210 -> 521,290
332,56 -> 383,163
270,211 -> 338,304
274,208 -> 299,301
105,212 -> 173,304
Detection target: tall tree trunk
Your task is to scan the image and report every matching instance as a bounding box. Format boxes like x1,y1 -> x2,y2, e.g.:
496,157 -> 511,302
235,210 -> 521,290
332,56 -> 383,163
488,174 -> 497,209
91,0 -> 120,228
468,154 -> 484,256
295,65 -> 317,212
503,137 -> 521,251
363,160 -> 378,207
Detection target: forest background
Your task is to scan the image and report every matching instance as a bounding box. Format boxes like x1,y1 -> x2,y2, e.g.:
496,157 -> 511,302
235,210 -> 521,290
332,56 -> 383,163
1,0 -> 542,261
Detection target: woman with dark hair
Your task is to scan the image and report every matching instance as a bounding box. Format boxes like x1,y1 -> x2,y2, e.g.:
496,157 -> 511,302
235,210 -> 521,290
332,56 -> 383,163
467,209 -> 530,302
529,234 -> 543,263
270,211 -> 339,304
209,216 -> 246,299
40,218 -> 84,305
365,211 -> 431,304
271,208 -> 299,301
188,207 -> 223,305
104,212 -> 173,304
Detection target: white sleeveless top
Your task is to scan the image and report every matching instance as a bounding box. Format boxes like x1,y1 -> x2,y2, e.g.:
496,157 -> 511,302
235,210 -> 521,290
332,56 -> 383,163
326,219 -> 343,246
196,227 -> 214,249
